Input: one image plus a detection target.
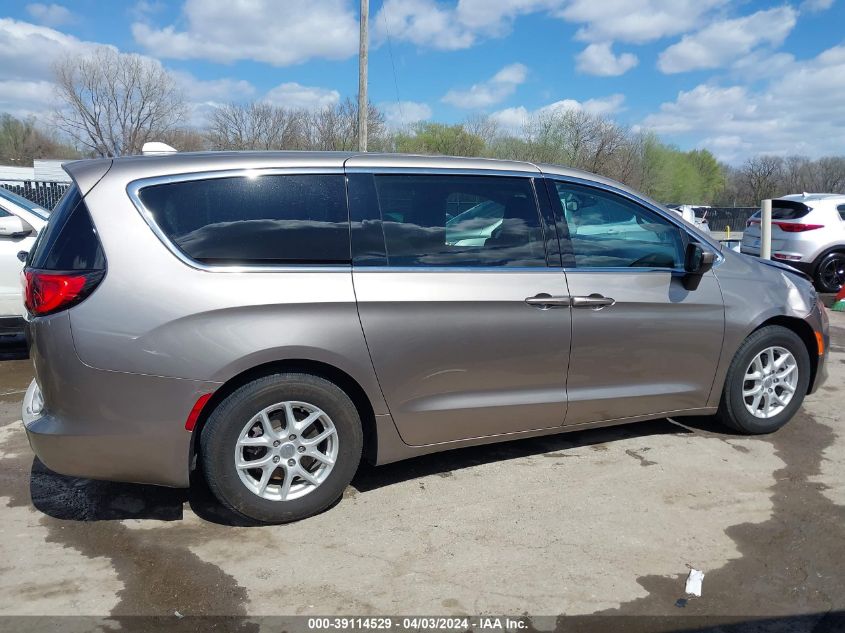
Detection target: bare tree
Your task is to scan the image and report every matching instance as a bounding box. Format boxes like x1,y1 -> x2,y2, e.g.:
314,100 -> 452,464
206,102 -> 306,150
305,98 -> 387,151
813,156 -> 845,193
53,47 -> 186,157
159,127 -> 208,153
739,155 -> 784,204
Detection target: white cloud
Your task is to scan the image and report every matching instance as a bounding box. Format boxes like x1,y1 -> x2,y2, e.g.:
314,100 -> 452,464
442,63 -> 528,109
0,18 -> 106,81
26,3 -> 74,27
132,0 -> 358,65
556,0 -> 728,44
640,44 -> 845,162
658,7 -> 798,74
375,0 -> 560,50
0,79 -> 57,119
800,0 -> 834,12
381,101 -> 433,127
170,71 -> 256,103
376,0 -> 730,50
491,94 -> 625,133
264,83 -> 340,110
576,43 -> 638,76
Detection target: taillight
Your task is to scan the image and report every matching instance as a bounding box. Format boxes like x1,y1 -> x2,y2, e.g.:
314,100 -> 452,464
774,222 -> 824,232
22,270 -> 104,317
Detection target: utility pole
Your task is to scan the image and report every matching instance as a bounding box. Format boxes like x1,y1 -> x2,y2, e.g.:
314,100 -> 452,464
358,0 -> 369,152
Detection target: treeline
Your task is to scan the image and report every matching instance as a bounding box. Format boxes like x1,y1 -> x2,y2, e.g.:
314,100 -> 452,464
0,114 -> 79,166
5,48 -> 844,206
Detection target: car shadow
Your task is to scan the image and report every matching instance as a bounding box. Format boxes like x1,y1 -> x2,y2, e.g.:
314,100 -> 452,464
29,416 -> 726,526
350,417 -> 707,493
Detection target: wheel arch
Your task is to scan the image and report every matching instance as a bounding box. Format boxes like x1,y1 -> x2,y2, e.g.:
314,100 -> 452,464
190,359 -> 380,469
753,315 -> 819,393
810,246 -> 845,277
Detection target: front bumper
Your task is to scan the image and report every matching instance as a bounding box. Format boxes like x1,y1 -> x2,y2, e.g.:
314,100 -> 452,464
805,298 -> 829,395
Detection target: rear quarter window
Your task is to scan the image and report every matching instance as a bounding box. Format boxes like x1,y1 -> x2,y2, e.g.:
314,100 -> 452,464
27,185 -> 105,271
137,174 -> 350,266
838,204 -> 845,222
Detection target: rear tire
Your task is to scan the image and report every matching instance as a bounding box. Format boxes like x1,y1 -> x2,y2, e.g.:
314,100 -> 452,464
715,326 -> 810,434
813,251 -> 845,294
200,373 -> 363,524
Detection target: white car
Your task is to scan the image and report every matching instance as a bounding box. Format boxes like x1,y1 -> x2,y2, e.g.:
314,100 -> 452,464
0,187 -> 48,332
667,204 -> 711,234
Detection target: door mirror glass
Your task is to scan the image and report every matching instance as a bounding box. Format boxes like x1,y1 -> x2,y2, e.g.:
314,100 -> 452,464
0,215 -> 33,238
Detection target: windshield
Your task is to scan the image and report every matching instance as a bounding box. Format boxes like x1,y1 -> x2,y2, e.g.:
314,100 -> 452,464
0,186 -> 50,220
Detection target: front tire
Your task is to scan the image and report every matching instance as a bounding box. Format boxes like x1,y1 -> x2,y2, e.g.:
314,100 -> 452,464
715,326 -> 810,434
200,373 -> 363,524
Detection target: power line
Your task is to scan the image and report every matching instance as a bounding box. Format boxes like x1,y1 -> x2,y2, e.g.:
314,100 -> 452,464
380,1 -> 404,127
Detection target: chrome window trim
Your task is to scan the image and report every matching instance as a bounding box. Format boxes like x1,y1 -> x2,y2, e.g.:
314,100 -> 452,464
126,167 -> 348,273
352,266 -> 559,273
542,173 -> 725,270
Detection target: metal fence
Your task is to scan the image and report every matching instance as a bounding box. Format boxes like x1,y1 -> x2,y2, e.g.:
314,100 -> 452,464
1,180 -> 71,210
698,207 -> 759,233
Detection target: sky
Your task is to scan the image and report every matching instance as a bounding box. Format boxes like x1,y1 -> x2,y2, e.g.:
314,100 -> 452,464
0,0 -> 843,163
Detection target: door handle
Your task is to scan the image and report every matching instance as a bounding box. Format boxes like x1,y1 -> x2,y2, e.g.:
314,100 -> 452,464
571,294 -> 615,309
525,293 -> 571,308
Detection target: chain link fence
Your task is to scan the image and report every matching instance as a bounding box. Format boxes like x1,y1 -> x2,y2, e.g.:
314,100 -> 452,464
1,180 -> 71,210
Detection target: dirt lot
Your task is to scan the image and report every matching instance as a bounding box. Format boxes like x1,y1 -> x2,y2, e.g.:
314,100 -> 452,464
0,311 -> 843,633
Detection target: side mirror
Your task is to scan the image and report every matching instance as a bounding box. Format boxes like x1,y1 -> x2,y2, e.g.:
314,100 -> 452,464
682,243 -> 716,290
0,215 -> 33,238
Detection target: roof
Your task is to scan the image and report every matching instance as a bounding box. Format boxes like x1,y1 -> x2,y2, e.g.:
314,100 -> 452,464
780,193 -> 845,202
64,150 -> 655,205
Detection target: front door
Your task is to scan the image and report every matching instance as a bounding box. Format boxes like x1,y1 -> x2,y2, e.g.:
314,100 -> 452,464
546,179 -> 725,426
350,169 -> 572,446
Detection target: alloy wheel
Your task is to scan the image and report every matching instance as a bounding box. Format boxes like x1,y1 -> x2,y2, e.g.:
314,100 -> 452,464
234,401 -> 338,501
742,346 -> 799,419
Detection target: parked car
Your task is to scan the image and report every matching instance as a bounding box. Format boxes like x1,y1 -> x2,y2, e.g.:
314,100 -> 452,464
741,193 -> 845,293
22,153 -> 828,523
666,204 -> 711,233
0,187 -> 48,334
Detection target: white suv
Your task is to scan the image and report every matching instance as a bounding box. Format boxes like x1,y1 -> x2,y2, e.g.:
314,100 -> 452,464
0,187 -> 48,332
741,193 -> 845,293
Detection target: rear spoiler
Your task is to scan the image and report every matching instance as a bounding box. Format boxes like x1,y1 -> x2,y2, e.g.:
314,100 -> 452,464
62,158 -> 113,196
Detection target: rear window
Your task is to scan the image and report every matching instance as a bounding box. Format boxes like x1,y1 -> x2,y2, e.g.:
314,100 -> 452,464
749,200 -> 812,221
771,200 -> 811,220
138,174 -> 350,265
28,185 -> 105,271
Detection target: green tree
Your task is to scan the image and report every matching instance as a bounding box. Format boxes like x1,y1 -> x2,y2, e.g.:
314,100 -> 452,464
394,122 -> 485,157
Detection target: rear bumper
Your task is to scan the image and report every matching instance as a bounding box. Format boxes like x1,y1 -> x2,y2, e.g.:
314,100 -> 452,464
24,312 -> 220,488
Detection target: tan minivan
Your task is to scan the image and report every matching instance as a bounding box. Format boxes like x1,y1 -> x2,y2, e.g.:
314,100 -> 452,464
22,152 -> 829,523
